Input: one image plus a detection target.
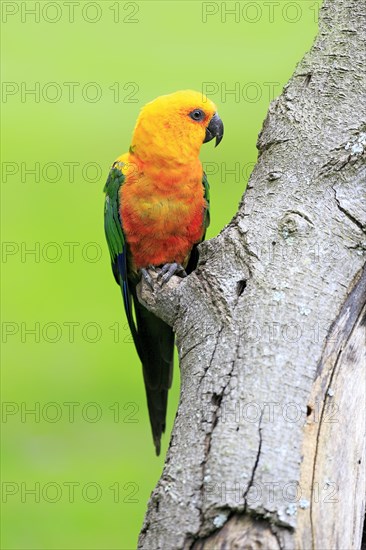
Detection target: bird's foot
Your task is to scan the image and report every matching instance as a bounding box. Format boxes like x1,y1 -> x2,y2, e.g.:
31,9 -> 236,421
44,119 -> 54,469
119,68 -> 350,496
157,263 -> 187,285
140,265 -> 157,290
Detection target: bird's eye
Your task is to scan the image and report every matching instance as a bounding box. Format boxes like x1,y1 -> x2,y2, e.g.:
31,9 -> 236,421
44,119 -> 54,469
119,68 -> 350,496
189,109 -> 205,121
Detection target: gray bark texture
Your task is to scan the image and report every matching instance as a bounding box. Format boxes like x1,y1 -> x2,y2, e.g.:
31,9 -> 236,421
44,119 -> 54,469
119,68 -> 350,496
137,0 -> 366,548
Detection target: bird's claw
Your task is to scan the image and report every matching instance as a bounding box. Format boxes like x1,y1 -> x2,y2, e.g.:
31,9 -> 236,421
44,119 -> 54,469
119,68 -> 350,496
140,266 -> 156,290
157,263 -> 187,285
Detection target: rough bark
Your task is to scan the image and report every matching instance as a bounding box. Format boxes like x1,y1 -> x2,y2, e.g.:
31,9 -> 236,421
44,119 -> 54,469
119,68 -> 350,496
137,0 -> 366,548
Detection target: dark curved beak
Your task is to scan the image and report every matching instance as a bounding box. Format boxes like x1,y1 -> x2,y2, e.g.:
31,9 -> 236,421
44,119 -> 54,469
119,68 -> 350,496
203,112 -> 224,147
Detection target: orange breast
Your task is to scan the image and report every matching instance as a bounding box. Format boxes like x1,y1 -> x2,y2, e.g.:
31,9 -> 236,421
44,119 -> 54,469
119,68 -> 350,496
120,155 -> 206,270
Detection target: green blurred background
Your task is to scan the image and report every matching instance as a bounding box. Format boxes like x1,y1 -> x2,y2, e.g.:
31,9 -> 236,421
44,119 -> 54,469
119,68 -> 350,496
1,1 -> 319,548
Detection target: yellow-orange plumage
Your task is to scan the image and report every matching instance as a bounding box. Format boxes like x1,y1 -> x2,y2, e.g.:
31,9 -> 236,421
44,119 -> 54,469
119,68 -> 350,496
117,90 -> 217,269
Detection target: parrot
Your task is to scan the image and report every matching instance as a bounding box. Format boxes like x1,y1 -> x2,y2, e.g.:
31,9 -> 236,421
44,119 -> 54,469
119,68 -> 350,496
103,90 -> 224,455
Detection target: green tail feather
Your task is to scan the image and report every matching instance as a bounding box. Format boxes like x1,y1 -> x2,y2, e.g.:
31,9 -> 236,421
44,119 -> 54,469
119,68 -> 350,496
131,288 -> 174,456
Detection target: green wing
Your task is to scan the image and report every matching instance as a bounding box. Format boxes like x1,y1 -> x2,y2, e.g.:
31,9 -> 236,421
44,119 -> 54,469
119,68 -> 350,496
185,171 -> 210,275
202,171 -> 210,234
103,163 -> 136,339
104,164 -> 125,260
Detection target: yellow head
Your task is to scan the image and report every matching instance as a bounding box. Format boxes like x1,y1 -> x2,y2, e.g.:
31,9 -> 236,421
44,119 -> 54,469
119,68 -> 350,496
130,90 -> 223,165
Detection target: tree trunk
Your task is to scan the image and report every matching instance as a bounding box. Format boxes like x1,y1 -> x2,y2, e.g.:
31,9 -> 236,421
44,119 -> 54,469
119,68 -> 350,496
137,0 -> 366,547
